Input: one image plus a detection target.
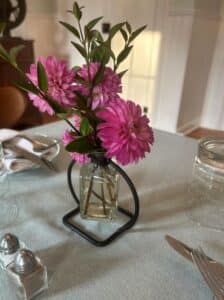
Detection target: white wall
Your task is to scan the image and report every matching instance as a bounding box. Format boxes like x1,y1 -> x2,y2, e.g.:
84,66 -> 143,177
151,0 -> 194,132
177,14 -> 220,133
201,7 -> 224,130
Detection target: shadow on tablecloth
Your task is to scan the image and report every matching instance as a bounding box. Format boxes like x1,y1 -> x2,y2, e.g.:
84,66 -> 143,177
37,240 -> 130,299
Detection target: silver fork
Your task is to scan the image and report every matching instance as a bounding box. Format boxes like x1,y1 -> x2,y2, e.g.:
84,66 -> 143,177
192,248 -> 224,300
40,156 -> 57,172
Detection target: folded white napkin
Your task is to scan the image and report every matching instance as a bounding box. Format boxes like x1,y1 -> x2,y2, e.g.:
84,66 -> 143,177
0,129 -> 18,142
4,158 -> 34,173
0,129 -> 36,173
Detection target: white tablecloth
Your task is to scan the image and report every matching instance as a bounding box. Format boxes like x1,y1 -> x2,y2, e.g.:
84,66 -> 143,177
0,120 -> 223,300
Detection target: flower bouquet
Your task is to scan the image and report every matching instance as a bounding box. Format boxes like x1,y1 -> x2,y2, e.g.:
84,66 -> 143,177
0,2 -> 154,223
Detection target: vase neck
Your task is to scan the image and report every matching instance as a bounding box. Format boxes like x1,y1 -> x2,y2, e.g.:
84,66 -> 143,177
88,152 -> 110,167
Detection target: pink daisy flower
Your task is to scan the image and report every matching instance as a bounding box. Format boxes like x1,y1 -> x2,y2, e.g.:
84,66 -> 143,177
27,56 -> 76,115
75,62 -> 122,109
97,97 -> 154,165
62,115 -> 90,165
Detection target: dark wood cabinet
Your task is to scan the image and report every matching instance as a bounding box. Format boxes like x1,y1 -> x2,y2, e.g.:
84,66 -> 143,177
0,37 -> 43,128
0,37 -> 34,85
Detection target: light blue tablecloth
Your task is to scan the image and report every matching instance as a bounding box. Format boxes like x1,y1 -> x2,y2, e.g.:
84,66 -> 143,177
0,120 -> 222,300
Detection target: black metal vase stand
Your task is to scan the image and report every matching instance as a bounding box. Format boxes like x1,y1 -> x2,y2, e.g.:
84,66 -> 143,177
63,159 -> 139,247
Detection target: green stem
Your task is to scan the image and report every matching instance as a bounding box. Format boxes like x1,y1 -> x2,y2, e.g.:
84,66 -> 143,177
101,169 -> 106,215
107,181 -> 114,203
78,20 -> 85,44
65,119 -> 80,135
84,175 -> 94,215
77,19 -> 93,109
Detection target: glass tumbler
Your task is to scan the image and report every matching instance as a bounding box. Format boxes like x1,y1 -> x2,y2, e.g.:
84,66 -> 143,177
188,137 -> 224,231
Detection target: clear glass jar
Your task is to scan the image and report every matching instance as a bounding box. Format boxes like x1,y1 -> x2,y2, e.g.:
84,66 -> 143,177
80,152 -> 120,221
188,137 -> 224,231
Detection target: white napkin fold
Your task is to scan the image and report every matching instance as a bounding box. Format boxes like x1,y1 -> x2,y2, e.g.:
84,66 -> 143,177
0,129 -> 35,173
4,158 -> 34,173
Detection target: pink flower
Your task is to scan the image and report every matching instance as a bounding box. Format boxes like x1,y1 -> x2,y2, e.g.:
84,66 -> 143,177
27,56 -> 76,115
97,97 -> 154,165
75,63 -> 122,109
62,115 -> 90,165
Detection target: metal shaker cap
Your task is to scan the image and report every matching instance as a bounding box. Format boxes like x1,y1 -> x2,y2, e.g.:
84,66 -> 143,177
0,233 -> 20,255
14,249 -> 38,275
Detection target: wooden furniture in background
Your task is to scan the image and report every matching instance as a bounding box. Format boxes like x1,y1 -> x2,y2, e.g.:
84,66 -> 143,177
187,128 -> 224,139
0,86 -> 26,128
0,37 -> 43,128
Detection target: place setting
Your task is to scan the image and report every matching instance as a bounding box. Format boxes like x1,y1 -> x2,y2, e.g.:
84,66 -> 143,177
165,136 -> 224,300
0,129 -> 60,174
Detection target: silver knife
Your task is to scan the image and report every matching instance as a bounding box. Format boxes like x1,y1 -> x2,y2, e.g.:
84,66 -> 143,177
4,143 -> 54,171
165,235 -> 214,263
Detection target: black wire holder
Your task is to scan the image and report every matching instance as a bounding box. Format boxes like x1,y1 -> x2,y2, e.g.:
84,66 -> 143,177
62,159 -> 139,247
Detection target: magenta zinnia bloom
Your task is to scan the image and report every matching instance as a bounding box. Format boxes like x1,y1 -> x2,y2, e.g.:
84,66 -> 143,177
62,115 -> 90,165
75,62 -> 122,109
97,98 -> 154,165
27,56 -> 76,115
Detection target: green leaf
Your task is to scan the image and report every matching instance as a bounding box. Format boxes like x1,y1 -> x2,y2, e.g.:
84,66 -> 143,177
126,22 -> 132,34
117,46 -> 133,66
80,117 -> 93,136
84,25 -> 91,41
71,42 -> 87,58
90,41 -> 98,52
9,45 -> 25,65
75,91 -> 88,110
14,80 -> 39,95
0,44 -> 10,61
109,49 -> 115,61
66,136 -> 94,153
73,2 -> 82,20
37,62 -> 48,93
120,28 -> 128,42
72,66 -> 80,72
75,75 -> 89,86
86,17 -> 103,30
45,96 -> 66,114
0,22 -> 6,34
109,23 -> 125,39
118,69 -> 128,78
92,63 -> 105,86
129,25 -> 147,44
91,44 -> 113,65
59,21 -> 80,39
89,30 -> 103,43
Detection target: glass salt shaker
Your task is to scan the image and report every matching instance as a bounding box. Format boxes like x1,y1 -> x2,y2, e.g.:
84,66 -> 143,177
0,233 -> 23,269
7,249 -> 48,300
187,137 -> 224,231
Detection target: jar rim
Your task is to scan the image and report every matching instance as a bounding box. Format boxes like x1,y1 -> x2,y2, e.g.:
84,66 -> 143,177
88,151 -> 110,166
198,136 -> 224,170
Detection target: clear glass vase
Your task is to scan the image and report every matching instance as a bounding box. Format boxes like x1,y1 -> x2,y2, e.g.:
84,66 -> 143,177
188,137 -> 224,231
79,152 -> 119,221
